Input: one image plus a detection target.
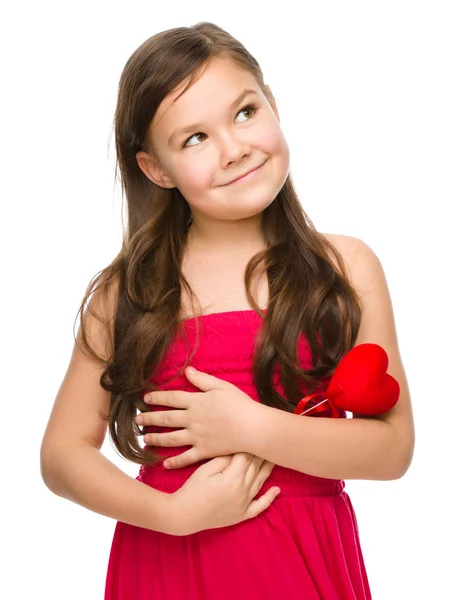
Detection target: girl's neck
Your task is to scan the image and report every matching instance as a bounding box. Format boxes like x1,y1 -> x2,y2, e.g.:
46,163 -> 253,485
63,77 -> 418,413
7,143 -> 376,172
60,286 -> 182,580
185,217 -> 266,259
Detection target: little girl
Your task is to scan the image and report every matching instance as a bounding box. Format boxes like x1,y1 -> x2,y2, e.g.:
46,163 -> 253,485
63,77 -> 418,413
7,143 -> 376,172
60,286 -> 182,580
41,22 -> 414,599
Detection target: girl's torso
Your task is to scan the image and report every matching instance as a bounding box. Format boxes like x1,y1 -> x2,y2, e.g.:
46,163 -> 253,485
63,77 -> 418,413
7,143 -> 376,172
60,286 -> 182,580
138,307 -> 345,498
138,231 -> 345,495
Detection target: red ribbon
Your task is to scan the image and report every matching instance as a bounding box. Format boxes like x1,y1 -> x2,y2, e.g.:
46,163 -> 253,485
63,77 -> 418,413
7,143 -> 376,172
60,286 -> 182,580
294,393 -> 343,418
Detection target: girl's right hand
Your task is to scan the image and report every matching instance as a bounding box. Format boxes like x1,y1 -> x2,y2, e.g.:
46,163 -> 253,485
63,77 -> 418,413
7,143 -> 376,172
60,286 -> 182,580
168,453 -> 280,535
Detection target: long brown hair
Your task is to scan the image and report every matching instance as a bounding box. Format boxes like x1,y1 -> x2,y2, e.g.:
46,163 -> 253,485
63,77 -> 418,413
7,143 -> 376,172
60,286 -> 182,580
76,22 -> 362,466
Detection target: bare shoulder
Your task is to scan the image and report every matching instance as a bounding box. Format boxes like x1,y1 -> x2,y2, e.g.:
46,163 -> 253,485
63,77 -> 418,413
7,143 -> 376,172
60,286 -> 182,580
320,232 -> 383,294
320,231 -> 391,339
320,232 -> 359,253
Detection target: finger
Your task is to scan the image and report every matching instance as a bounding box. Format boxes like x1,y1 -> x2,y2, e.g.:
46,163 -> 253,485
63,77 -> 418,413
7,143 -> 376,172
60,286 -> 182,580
250,454 -> 266,471
137,409 -> 188,429
249,461 -> 275,497
144,391 -> 192,409
245,487 -> 281,520
143,430 -> 192,448
184,367 -> 227,392
224,452 -> 255,474
163,448 -> 202,470
244,456 -> 270,488
242,455 -> 265,486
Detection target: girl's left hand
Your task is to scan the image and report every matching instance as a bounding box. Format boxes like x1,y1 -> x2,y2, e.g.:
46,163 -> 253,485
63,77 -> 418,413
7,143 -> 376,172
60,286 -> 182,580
136,367 -> 262,469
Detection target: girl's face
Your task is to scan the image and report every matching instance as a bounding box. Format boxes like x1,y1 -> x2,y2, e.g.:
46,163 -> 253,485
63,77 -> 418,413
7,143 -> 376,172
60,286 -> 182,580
136,56 -> 290,225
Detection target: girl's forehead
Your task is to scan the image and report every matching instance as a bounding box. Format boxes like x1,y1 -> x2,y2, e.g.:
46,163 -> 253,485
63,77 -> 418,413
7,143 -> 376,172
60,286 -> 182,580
174,56 -> 256,99
151,58 -> 261,136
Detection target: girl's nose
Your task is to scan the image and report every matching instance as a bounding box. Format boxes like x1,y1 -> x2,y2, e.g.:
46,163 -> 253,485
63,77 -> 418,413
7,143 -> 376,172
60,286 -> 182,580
218,132 -> 252,168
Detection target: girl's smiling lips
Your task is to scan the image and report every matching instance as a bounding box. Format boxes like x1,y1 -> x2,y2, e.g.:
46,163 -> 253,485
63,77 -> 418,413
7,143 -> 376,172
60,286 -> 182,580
221,160 -> 267,186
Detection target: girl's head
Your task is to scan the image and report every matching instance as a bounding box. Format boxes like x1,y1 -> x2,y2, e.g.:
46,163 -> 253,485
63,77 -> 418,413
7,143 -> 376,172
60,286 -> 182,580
79,23 -> 362,465
115,22 -> 290,236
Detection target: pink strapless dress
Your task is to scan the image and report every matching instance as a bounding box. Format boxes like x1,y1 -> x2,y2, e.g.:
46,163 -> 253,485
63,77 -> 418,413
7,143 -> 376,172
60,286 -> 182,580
105,310 -> 371,599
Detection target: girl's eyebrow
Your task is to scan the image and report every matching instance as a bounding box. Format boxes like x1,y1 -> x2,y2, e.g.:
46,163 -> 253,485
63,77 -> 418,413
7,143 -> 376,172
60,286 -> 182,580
167,89 -> 259,146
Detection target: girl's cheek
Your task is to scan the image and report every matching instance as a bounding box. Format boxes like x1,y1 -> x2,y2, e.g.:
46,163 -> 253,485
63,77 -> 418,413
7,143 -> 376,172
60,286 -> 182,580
183,161 -> 215,190
177,167 -> 212,195
259,123 -> 285,154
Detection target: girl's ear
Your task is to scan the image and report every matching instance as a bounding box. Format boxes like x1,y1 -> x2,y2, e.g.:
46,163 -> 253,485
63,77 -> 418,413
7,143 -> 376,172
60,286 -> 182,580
135,151 -> 176,189
265,85 -> 280,122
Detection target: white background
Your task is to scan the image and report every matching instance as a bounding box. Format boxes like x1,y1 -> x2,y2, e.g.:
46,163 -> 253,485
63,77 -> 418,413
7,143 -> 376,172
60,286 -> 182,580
1,1 -> 462,598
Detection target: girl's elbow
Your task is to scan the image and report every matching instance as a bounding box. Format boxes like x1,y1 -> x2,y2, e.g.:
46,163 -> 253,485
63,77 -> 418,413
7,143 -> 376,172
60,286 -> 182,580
40,441 -> 65,494
389,442 -> 414,480
396,451 -> 414,479
386,421 -> 415,480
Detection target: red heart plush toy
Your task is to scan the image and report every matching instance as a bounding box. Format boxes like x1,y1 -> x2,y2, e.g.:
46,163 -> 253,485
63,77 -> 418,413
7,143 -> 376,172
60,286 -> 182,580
294,343 -> 400,417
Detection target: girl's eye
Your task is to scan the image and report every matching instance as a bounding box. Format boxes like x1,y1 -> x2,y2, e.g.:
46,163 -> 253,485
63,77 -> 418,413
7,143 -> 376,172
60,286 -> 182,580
236,104 -> 257,123
184,132 -> 206,147
183,104 -> 257,148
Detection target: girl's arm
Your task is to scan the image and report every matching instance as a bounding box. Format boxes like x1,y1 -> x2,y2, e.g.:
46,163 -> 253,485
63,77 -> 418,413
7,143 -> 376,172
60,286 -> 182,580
245,235 -> 415,481
42,284 -> 281,536
40,286 -> 178,535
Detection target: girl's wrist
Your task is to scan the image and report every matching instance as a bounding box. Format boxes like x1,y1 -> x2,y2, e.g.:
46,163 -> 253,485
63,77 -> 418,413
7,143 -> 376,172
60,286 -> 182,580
144,488 -> 189,536
161,490 -> 200,536
241,401 -> 274,455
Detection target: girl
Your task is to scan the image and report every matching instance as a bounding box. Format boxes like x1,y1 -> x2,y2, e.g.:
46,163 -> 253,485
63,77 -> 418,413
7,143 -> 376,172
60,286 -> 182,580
41,22 -> 414,599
